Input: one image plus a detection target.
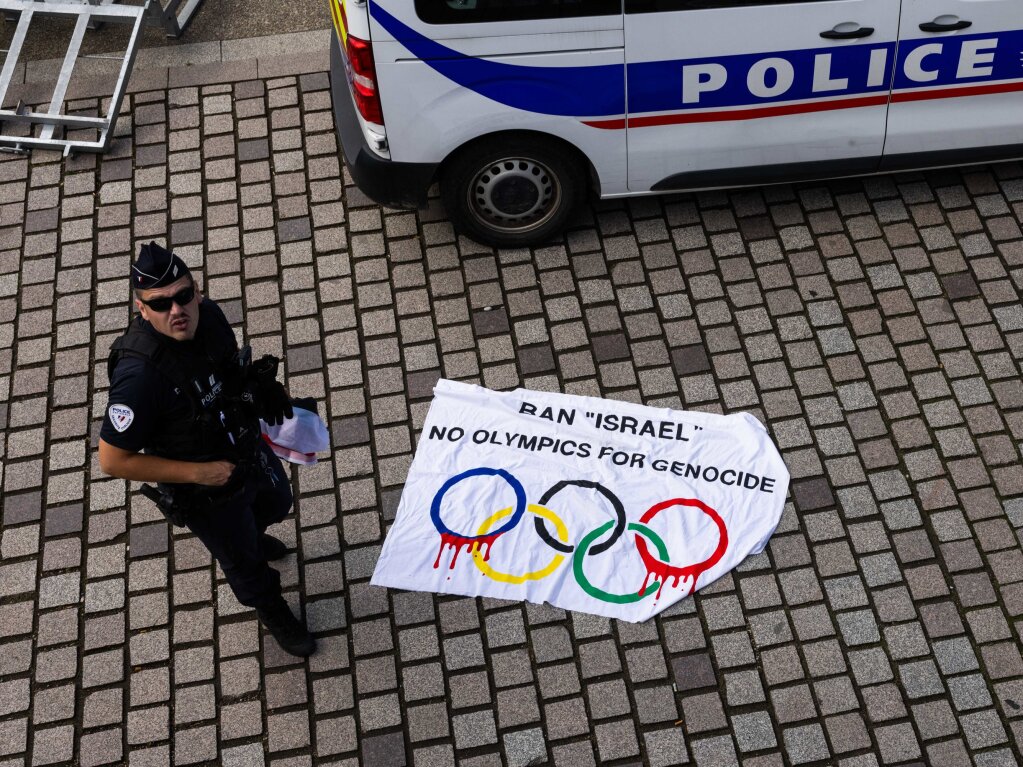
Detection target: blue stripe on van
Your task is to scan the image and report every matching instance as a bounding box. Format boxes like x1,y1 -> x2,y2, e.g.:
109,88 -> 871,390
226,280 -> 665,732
369,3 -> 626,117
627,43 -> 895,114
891,29 -> 1023,91
371,5 -> 1023,124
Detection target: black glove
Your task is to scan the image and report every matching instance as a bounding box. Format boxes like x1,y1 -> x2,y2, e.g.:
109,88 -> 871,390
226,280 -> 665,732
245,354 -> 294,426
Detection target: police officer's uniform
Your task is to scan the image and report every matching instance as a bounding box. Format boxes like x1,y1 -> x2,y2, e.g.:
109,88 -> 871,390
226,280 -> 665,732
102,242 -> 315,657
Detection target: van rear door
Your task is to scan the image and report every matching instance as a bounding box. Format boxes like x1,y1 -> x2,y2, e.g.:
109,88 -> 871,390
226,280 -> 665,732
365,1 -> 628,195
621,0 -> 901,193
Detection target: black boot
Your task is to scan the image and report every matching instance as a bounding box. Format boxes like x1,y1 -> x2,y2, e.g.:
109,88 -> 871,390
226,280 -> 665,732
256,596 -> 316,657
261,533 -> 289,561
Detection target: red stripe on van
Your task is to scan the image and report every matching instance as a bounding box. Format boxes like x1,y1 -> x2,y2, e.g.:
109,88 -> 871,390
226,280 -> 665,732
582,94 -> 889,130
583,79 -> 1023,130
891,79 -> 1023,104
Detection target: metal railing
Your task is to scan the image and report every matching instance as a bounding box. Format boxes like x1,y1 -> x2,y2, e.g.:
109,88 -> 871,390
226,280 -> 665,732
0,0 -> 203,154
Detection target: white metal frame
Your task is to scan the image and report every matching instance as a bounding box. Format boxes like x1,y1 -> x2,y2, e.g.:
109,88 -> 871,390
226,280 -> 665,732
159,0 -> 202,38
0,0 -> 203,155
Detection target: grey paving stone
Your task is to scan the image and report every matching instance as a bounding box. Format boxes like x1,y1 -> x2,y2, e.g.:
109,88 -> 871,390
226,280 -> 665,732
625,643 -> 669,682
221,700 -> 262,741
537,662 -> 580,700
401,661 -> 445,702
30,724 -> 74,765
672,344 -> 712,376
43,503 -> 83,536
791,477 -> 834,511
79,728 -> 123,767
761,645 -> 805,686
899,659 -> 946,699
267,710 -> 310,752
688,734 -> 738,767
595,719 -> 639,761
725,670 -> 766,706
948,673 -> 993,711
496,686 -> 541,729
0,679 -> 29,718
412,744 -> 453,767
0,718 -> 27,758
221,743 -> 265,767
129,523 -> 168,557
442,633 -> 485,671
2,490 -> 42,525
35,645 -> 77,684
874,722 -> 922,763
782,723 -> 831,765
503,727 -> 546,767
974,749 -> 1020,767
578,639 -> 622,678
550,740 -> 597,767
635,684 -> 680,725
452,709 -> 498,750
926,738 -> 971,767
770,684 -> 816,724
530,625 -> 573,663
407,702 -> 449,743
733,711 -> 777,753
680,691 -> 727,733
863,683 -> 908,724
643,727 -> 689,767
358,693 -> 402,732
882,618 -> 929,660
960,709 -> 1008,750
449,670 -> 491,710
544,697 -> 589,741
364,728 -> 407,764
912,699 -> 959,741
33,684 -> 76,725
673,653 -> 718,691
848,647 -> 893,686
484,609 -> 526,648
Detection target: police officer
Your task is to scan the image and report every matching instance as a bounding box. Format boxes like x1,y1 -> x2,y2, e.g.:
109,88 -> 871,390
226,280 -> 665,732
98,242 -> 316,658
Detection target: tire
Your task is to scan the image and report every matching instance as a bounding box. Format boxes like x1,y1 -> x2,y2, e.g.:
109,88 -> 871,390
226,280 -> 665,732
441,136 -> 586,248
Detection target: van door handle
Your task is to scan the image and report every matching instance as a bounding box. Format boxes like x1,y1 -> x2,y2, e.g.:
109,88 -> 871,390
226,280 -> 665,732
919,19 -> 972,32
820,26 -> 875,40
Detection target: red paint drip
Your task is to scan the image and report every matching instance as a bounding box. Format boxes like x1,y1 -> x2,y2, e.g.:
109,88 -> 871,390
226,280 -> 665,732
635,498 -> 729,599
433,532 -> 502,570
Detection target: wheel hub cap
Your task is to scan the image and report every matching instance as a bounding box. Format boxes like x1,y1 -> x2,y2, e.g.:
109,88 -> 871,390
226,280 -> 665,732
470,158 -> 560,233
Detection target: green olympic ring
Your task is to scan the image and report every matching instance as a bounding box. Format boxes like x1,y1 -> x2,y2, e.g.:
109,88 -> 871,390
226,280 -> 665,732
573,521 -> 670,604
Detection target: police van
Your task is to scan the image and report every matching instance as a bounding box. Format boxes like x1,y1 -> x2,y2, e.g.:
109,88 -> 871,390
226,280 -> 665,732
329,0 -> 1023,247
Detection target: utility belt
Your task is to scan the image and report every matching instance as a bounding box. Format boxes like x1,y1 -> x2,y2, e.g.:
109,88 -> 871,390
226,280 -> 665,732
140,453 -> 258,527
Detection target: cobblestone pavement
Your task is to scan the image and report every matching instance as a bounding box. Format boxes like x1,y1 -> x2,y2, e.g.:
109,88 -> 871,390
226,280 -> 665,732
1,51 -> 1022,767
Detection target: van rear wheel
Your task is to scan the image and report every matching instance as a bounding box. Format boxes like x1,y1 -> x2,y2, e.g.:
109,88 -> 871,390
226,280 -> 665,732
442,137 -> 585,248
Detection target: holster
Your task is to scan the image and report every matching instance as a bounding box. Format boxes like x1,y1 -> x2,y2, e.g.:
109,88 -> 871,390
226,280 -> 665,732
140,484 -> 192,527
140,459 -> 257,527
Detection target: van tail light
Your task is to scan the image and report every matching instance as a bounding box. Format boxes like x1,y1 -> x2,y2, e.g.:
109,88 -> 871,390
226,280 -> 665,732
345,34 -> 385,125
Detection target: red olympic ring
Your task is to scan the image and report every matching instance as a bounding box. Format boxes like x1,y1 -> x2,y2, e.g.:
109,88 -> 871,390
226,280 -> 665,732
634,498 -> 728,600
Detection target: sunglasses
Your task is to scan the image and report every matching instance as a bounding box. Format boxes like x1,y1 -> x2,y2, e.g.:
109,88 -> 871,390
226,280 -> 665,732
140,284 -> 196,312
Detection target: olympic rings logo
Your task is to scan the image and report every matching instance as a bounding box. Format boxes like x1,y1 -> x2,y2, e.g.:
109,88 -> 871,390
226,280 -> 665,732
430,468 -> 730,604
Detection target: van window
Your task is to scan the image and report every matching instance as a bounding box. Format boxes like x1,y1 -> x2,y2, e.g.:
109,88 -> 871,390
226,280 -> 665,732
627,0 -> 831,11
415,0 -> 622,25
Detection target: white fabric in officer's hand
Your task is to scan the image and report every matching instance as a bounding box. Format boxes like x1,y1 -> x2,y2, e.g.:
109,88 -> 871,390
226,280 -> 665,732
260,406 -> 329,465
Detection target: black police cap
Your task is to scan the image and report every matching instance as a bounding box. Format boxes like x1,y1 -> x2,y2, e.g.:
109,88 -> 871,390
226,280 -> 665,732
131,241 -> 191,290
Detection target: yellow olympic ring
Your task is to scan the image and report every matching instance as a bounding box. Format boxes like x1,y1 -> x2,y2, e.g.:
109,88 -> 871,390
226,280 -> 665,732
472,504 -> 568,584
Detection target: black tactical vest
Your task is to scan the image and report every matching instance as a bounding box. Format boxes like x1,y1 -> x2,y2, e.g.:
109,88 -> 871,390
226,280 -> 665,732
107,301 -> 256,464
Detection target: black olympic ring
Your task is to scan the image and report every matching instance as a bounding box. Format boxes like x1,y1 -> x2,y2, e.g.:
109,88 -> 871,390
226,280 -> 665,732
534,480 -> 627,556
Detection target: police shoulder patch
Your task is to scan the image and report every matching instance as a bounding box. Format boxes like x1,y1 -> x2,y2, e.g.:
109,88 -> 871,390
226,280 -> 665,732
108,404 -> 135,432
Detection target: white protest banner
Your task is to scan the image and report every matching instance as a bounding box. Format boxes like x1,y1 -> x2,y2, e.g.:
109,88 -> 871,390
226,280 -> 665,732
371,380 -> 790,622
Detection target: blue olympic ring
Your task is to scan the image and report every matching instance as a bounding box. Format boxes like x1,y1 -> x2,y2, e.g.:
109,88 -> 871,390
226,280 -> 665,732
431,467 -> 527,541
